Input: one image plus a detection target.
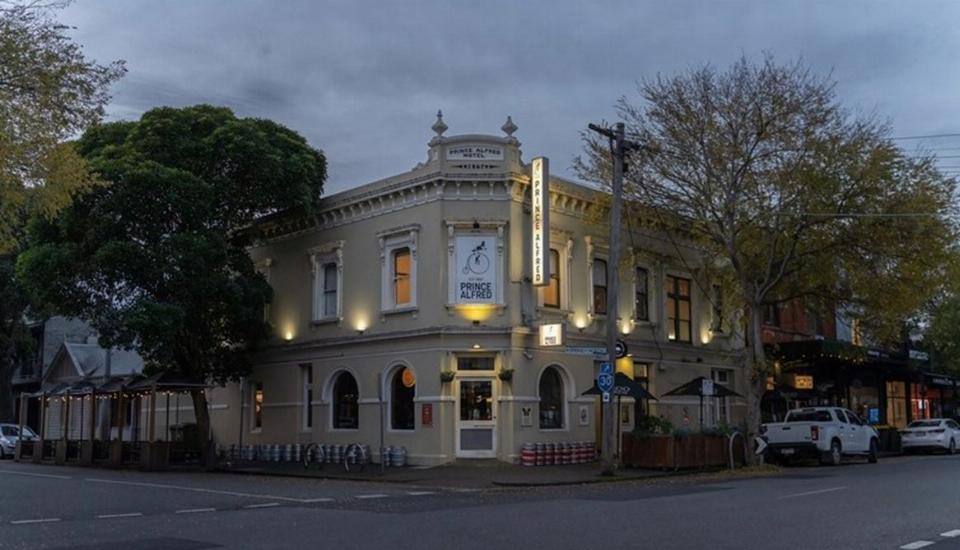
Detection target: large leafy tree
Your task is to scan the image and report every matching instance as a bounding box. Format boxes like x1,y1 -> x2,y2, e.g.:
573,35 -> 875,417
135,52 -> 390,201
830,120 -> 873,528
0,0 -> 124,421
18,105 -> 326,463
578,56 -> 957,458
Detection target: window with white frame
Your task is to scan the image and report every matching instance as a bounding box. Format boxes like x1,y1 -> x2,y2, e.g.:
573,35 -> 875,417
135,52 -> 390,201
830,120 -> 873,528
666,275 -> 692,342
711,369 -> 732,425
380,226 -> 419,312
543,248 -> 561,308
310,243 -> 343,322
301,364 -> 313,431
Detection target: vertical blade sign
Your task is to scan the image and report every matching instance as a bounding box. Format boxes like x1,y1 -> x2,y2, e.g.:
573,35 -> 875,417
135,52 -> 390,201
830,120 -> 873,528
531,157 -> 550,287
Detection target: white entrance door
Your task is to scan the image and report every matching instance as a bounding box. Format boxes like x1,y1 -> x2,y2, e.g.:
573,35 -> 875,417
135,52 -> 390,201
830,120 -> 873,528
456,378 -> 496,458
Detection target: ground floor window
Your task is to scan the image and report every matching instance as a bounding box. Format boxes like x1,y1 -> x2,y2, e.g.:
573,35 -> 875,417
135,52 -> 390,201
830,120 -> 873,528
539,366 -> 564,429
391,367 -> 416,430
252,382 -> 263,431
886,381 -> 907,428
333,372 -> 358,429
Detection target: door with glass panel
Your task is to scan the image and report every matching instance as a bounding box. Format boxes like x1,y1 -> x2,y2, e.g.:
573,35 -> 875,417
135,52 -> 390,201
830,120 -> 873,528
457,378 -> 496,458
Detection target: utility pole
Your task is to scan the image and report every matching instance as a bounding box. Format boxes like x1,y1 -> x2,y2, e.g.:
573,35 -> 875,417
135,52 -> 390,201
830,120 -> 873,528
588,122 -> 626,476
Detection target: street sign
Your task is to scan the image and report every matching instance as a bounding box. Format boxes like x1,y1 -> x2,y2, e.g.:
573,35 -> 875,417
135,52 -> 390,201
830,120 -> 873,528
614,339 -> 628,359
701,378 -> 715,397
602,392 -> 611,403
565,346 -> 608,358
598,373 -> 614,393
754,437 -> 767,456
599,362 -> 613,375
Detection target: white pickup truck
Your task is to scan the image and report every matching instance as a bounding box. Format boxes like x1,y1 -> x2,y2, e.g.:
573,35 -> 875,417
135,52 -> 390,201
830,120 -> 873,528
761,407 -> 879,466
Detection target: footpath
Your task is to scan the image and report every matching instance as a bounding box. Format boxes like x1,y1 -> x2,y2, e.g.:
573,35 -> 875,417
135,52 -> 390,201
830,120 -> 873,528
223,459 -> 713,489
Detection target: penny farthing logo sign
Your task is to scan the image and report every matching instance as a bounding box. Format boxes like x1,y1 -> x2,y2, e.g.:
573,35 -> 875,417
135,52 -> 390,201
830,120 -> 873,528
455,235 -> 497,303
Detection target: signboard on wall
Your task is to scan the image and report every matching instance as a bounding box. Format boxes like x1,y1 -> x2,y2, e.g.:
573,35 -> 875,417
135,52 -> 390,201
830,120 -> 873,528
539,323 -> 563,347
786,373 -> 814,390
454,235 -> 498,303
447,144 -> 504,161
421,403 -> 433,427
530,157 -> 550,286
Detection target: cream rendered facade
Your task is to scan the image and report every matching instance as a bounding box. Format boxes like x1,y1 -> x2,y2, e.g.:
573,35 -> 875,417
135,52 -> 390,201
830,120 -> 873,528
207,118 -> 747,466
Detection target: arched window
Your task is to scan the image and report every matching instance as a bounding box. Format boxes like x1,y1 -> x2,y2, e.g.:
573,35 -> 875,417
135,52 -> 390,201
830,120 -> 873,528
332,372 -> 359,429
391,367 -> 416,430
539,366 -> 565,429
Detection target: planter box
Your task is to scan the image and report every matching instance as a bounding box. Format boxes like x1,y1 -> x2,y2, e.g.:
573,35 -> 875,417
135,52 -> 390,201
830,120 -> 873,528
622,432 -> 732,470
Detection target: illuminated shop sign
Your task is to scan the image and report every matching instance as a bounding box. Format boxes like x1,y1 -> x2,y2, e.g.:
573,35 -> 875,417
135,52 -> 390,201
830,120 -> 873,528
539,323 -> 563,347
454,235 -> 498,303
531,157 -> 550,287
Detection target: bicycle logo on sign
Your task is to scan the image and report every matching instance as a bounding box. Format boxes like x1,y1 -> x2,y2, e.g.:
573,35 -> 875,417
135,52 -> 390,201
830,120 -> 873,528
462,241 -> 490,275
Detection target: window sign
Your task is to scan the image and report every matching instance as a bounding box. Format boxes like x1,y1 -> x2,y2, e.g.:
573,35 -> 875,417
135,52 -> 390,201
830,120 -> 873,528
531,157 -> 550,286
455,235 -> 498,303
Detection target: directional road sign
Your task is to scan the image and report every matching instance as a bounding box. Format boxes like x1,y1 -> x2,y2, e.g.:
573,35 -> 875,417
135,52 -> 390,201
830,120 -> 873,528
754,437 -> 768,456
598,373 -> 615,393
599,362 -> 613,375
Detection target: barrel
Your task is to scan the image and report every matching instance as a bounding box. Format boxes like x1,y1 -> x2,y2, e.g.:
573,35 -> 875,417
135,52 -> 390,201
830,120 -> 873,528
545,443 -> 555,465
283,444 -> 293,462
293,444 -> 301,463
380,446 -> 392,467
390,446 -> 407,467
535,443 -> 545,466
521,443 -> 535,466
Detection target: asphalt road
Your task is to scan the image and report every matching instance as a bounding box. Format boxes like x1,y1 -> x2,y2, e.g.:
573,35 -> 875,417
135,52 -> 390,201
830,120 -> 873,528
1,453 -> 959,550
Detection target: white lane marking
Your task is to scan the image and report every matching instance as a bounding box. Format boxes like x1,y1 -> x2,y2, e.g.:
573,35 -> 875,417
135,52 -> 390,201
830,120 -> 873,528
85,478 -> 306,502
302,498 -> 334,503
243,502 -> 280,509
0,471 -> 72,480
942,530 -> 960,538
406,491 -> 435,496
97,513 -> 143,519
900,542 -> 935,550
175,508 -> 216,514
777,486 -> 847,500
450,488 -> 481,493
355,494 -> 389,499
10,518 -> 61,525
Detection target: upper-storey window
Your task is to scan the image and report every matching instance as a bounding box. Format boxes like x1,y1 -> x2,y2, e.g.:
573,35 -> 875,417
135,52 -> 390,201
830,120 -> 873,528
392,247 -> 412,306
710,284 -> 723,333
309,243 -> 343,322
593,259 -> 608,315
635,267 -> 649,321
380,226 -> 419,312
666,275 -> 692,343
543,249 -> 561,309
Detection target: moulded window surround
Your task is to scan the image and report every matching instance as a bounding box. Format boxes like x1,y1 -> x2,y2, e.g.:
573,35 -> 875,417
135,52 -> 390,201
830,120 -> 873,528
379,225 -> 419,313
635,266 -> 650,322
538,237 -> 574,312
592,259 -> 608,316
309,242 -> 344,324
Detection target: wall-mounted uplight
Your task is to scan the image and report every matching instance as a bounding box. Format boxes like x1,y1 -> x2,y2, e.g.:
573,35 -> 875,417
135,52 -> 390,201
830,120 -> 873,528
283,331 -> 294,342
619,318 -> 634,336
472,344 -> 481,350
572,313 -> 589,332
355,319 -> 368,335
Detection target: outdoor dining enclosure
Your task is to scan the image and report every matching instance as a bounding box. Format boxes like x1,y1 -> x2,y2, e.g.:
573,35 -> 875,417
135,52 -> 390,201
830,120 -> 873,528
14,372 -> 208,470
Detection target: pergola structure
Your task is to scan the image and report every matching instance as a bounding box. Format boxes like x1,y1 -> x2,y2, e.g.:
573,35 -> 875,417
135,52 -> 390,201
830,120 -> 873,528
15,373 -> 208,470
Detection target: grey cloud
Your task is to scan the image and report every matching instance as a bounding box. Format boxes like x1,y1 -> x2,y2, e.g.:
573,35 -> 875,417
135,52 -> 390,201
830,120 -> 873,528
63,0 -> 960,193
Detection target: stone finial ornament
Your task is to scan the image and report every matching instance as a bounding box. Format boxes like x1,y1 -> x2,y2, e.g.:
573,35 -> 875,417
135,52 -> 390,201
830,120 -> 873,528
432,110 -> 448,136
501,115 -> 517,137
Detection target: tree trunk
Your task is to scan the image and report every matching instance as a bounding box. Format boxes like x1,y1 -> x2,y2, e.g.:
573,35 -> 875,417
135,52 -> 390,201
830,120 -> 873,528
0,342 -> 17,423
743,302 -> 769,466
190,389 -> 213,469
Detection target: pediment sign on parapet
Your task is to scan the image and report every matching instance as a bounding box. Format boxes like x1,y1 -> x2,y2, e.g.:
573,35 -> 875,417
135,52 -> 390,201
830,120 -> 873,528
422,111 -> 524,176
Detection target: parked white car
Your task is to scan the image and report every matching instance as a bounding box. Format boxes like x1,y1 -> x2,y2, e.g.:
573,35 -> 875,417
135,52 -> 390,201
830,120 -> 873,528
901,418 -> 960,454
761,407 -> 879,466
0,424 -> 38,459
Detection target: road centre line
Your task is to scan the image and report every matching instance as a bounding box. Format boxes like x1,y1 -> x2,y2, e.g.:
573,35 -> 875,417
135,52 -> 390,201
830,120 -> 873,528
942,530 -> 960,538
777,486 -> 847,500
243,503 -> 281,509
407,491 -> 435,496
301,498 -> 334,503
85,478 -> 308,502
0,470 -> 72,480
900,542 -> 935,550
355,494 -> 389,499
175,508 -> 216,514
10,518 -> 61,525
97,513 -> 143,519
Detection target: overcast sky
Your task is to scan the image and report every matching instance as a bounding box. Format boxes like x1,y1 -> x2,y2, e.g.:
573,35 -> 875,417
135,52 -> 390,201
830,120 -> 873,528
63,0 -> 960,195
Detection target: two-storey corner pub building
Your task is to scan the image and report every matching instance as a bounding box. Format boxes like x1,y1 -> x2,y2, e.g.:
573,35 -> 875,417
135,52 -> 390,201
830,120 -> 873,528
205,113 -> 747,466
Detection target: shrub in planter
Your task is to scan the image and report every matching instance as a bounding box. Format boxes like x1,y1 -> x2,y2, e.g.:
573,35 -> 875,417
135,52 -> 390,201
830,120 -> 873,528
440,371 -> 455,383
497,369 -> 514,381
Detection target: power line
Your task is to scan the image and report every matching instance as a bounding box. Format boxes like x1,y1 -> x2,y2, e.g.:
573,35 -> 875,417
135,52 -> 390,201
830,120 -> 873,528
801,212 -> 942,218
892,133 -> 960,141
